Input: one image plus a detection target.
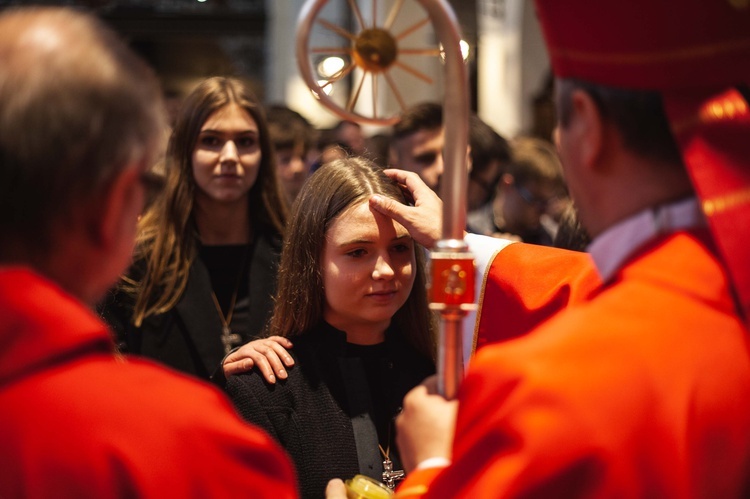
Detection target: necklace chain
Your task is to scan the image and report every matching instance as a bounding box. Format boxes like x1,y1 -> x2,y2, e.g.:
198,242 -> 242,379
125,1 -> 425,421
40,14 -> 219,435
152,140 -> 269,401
210,250 -> 247,355
379,424 -> 404,489
211,287 -> 239,328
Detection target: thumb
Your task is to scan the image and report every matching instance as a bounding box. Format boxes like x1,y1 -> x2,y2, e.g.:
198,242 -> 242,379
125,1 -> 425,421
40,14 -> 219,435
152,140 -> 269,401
325,478 -> 348,499
223,358 -> 255,376
370,194 -> 408,225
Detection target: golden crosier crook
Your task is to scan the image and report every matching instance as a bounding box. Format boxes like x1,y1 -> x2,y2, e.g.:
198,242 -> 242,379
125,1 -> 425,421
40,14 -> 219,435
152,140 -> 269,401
295,0 -> 475,400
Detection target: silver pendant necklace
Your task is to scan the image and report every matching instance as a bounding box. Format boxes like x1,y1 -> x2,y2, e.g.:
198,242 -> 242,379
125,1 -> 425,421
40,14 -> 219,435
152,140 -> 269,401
378,441 -> 404,489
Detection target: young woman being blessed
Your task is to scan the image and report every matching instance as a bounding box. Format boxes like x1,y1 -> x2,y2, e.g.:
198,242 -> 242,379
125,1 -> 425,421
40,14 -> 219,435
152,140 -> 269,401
224,158 -> 436,499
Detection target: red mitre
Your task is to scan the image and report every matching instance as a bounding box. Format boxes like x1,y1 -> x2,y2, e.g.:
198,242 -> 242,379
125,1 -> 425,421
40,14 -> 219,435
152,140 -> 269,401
534,0 -> 750,323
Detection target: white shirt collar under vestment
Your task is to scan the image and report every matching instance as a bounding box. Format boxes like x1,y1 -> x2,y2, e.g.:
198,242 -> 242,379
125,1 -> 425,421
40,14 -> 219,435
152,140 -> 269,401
587,197 -> 705,283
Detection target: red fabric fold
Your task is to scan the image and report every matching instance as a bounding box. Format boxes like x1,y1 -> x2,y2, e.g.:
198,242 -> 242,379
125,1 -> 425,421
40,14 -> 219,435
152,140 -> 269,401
664,87 -> 750,323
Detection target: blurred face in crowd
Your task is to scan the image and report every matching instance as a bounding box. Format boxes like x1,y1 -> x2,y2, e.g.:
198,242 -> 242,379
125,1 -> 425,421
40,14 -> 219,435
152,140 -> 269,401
322,200 -> 416,344
391,127 -> 445,192
335,121 -> 366,155
276,141 -> 311,201
495,174 -> 558,235
192,103 -> 261,207
467,158 -> 503,211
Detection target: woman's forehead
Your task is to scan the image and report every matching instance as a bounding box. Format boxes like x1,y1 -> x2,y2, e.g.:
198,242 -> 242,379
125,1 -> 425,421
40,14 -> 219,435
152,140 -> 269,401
326,200 -> 409,243
201,103 -> 257,131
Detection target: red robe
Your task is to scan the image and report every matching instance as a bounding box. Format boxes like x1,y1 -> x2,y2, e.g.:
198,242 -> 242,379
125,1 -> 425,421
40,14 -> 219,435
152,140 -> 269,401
400,231 -> 750,497
0,268 -> 297,498
472,242 -> 600,353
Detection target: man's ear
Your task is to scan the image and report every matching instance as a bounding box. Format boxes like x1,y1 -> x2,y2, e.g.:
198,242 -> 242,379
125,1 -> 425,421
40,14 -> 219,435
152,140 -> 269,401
91,165 -> 143,251
570,89 -> 605,171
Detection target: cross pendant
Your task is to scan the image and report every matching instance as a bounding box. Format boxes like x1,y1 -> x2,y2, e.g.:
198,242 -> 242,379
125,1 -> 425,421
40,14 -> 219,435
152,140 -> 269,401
221,326 -> 242,355
382,457 -> 405,490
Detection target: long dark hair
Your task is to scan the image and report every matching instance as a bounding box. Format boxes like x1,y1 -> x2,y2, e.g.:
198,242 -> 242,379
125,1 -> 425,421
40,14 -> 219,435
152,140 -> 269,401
126,76 -> 288,325
268,157 -> 435,360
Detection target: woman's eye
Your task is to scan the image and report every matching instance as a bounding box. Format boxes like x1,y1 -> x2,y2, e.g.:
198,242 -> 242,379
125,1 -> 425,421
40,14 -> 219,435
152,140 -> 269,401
200,136 -> 220,147
236,137 -> 257,148
392,243 -> 412,253
347,249 -> 366,258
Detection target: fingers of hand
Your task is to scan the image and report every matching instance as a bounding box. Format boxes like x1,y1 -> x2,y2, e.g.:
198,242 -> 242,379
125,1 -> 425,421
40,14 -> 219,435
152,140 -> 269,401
396,385 -> 457,471
325,478 -> 348,499
267,341 -> 295,367
223,350 -> 241,365
267,335 -> 294,349
221,338 -> 294,383
262,348 -> 290,379
388,168 -> 431,196
229,339 -> 271,362
383,168 -> 412,184
223,358 -> 254,376
252,353 -> 280,384
370,193 -> 400,216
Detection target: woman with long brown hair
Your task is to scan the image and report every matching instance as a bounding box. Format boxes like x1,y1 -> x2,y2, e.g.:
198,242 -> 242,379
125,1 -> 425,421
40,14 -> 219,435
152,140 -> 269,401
225,157 -> 435,499
100,76 -> 288,380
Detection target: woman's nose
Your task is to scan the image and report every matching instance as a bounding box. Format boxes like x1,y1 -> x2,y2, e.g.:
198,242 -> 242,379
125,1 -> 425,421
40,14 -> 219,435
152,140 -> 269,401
289,156 -> 305,174
220,140 -> 239,164
372,254 -> 395,279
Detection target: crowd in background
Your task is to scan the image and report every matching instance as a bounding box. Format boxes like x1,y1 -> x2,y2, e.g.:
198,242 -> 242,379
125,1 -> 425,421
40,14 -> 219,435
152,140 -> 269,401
169,90 -> 586,251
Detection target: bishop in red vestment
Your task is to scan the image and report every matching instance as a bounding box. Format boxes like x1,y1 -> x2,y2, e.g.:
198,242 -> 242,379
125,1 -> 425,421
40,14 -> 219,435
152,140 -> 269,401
390,1 -> 750,497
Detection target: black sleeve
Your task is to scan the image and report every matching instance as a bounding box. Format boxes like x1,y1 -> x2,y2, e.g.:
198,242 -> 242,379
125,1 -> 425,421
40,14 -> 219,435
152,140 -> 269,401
223,374 -> 281,443
208,346 -> 241,389
96,286 -> 136,353
95,260 -> 147,354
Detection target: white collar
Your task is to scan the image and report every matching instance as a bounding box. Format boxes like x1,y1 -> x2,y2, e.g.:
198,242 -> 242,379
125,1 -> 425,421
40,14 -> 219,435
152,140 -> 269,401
588,197 -> 705,282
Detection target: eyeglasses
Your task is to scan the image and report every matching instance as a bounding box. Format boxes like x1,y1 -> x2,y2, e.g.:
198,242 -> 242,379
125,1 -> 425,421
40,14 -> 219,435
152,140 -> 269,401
513,183 -> 554,211
139,170 -> 166,211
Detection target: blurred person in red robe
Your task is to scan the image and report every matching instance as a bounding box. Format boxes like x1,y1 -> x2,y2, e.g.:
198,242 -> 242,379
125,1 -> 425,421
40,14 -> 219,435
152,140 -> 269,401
0,7 -> 296,498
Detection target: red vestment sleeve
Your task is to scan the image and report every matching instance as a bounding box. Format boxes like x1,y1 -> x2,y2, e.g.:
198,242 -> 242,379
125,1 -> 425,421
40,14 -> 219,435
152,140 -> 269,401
474,243 -> 600,352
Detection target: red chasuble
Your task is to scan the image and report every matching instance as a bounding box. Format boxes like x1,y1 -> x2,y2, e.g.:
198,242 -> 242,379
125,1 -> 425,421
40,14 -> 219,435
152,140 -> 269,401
473,242 -> 600,353
399,231 -> 750,497
0,268 -> 297,498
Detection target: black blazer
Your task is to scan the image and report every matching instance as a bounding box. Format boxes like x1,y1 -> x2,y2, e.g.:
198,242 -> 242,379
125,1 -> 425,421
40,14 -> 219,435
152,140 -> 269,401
225,322 -> 435,499
99,230 -> 281,380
